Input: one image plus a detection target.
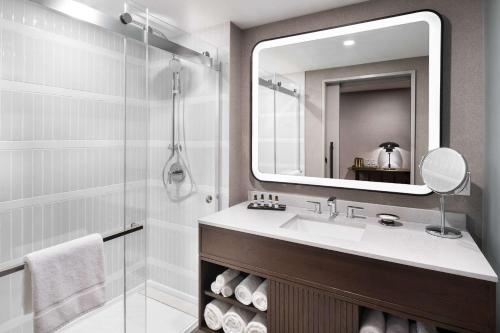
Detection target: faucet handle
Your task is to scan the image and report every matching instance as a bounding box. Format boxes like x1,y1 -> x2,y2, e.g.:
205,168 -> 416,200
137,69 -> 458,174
347,206 -> 365,219
306,200 -> 322,214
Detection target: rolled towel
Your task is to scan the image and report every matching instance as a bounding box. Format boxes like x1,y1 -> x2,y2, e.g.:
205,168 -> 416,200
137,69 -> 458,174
222,275 -> 245,298
251,280 -> 268,311
211,281 -> 222,294
204,299 -> 232,331
245,313 -> 267,333
416,321 -> 438,333
216,268 -> 240,286
222,306 -> 254,333
410,322 -> 417,333
359,309 -> 385,333
235,275 -> 263,305
386,315 -> 409,333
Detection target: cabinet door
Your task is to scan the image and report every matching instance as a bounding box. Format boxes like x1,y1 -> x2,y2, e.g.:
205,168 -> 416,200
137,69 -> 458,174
269,280 -> 359,333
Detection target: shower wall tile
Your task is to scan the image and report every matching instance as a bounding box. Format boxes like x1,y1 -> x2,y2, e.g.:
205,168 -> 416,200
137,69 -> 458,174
0,0 -> 147,331
147,49 -> 219,301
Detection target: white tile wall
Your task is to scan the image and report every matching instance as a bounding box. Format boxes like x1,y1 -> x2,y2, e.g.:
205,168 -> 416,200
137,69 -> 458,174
0,1 -> 147,332
0,1 -> 221,331
147,47 -> 219,301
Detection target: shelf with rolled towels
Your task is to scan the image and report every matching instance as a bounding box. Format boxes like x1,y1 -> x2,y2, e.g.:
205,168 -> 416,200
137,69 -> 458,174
201,266 -> 268,333
209,269 -> 268,311
360,308 -> 443,333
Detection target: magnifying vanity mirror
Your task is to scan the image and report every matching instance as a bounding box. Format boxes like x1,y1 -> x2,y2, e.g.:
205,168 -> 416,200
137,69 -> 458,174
251,11 -> 442,194
420,148 -> 470,238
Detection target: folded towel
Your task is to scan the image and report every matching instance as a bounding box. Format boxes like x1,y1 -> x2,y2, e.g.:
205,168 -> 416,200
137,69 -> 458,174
211,281 -> 222,294
216,268 -> 240,286
235,275 -> 263,305
251,280 -> 268,311
410,322 -> 417,333
221,275 -> 245,298
386,315 -> 409,333
245,313 -> 267,333
416,321 -> 438,333
359,309 -> 385,333
222,306 -> 254,333
24,234 -> 105,333
204,299 -> 232,331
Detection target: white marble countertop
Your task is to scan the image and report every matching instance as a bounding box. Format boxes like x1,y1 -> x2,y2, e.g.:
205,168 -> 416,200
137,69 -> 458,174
199,202 -> 498,282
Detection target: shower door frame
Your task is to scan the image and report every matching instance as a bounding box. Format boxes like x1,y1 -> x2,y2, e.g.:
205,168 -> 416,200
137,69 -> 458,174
28,0 -> 215,68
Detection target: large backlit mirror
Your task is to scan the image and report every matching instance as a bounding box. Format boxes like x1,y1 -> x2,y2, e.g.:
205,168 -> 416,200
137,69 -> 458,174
251,11 -> 442,194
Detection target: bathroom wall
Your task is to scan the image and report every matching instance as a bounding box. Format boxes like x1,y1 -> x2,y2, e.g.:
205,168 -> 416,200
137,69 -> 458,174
238,0 -> 486,242
147,46 -> 220,301
304,57 -> 428,182
484,0 -> 500,327
229,23 -> 245,205
0,0 -> 146,331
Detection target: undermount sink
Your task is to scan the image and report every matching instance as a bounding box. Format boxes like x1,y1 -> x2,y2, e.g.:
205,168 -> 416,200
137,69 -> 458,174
280,214 -> 366,242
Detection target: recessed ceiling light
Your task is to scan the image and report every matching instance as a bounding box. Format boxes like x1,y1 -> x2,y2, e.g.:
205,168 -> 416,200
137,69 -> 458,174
343,39 -> 355,46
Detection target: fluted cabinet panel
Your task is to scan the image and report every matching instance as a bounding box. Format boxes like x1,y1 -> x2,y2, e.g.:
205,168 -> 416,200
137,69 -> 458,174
268,280 -> 359,333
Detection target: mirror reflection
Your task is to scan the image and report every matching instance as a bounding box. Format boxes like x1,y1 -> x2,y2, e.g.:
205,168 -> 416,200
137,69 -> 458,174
255,19 -> 434,186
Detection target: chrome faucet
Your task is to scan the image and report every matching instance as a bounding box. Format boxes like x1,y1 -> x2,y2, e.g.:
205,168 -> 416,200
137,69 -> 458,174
327,196 -> 338,217
346,205 -> 366,219
307,201 -> 322,214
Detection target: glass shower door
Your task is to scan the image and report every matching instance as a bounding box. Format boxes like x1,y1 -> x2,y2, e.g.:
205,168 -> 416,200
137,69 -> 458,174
0,0 -> 147,332
146,15 -> 220,331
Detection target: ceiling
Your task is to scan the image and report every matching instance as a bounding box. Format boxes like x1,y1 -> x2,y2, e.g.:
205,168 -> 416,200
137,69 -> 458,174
259,21 -> 429,74
78,0 -> 367,32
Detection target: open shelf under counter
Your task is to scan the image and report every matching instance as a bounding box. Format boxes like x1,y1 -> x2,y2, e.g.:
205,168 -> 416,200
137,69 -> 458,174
204,290 -> 267,316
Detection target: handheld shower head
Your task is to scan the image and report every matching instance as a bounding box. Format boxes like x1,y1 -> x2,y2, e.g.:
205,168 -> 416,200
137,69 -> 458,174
169,58 -> 182,73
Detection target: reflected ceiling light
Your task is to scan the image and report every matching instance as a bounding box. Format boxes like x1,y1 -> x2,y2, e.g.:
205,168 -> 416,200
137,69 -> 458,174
343,39 -> 355,46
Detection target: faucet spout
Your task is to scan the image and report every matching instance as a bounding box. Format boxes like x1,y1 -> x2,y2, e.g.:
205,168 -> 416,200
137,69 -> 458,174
327,196 -> 338,217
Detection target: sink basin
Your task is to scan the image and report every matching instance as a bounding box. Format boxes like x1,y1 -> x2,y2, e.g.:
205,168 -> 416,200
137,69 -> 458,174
280,214 -> 366,242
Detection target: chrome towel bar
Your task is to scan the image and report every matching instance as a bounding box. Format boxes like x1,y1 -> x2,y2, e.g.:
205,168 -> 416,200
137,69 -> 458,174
0,224 -> 144,278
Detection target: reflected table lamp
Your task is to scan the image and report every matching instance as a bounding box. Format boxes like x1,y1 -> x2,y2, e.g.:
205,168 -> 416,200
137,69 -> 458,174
379,142 -> 399,169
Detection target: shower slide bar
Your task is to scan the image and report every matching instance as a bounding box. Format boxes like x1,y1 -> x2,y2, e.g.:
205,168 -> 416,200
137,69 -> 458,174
29,0 -> 214,67
0,223 -> 144,278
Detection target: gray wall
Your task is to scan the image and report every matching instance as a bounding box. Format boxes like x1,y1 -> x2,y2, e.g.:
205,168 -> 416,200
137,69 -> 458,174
484,0 -> 500,327
339,88 -> 411,179
229,23 -> 244,206
237,0 -> 485,242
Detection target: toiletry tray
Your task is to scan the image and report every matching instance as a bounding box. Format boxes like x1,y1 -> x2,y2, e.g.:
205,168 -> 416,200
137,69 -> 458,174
247,203 -> 286,211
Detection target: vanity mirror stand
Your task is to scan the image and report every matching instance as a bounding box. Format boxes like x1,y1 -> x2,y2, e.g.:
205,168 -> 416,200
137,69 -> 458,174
420,148 -> 470,239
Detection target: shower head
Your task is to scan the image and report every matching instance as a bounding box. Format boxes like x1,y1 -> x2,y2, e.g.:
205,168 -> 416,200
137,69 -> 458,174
169,58 -> 182,73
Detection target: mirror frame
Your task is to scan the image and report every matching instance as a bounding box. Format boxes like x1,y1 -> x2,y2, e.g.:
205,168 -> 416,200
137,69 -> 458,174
251,10 -> 442,195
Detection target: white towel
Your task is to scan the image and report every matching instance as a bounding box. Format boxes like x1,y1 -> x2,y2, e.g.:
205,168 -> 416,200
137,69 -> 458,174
386,315 -> 409,333
359,309 -> 385,333
410,322 -> 417,333
24,234 -> 105,333
216,268 -> 240,285
211,281 -> 222,294
416,321 -> 438,333
204,299 -> 232,331
222,306 -> 254,333
251,280 -> 268,311
245,313 -> 267,333
235,275 -> 263,305
221,275 -> 245,297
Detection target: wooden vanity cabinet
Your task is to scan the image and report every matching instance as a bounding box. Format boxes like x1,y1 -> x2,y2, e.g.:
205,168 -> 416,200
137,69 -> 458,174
198,225 -> 496,333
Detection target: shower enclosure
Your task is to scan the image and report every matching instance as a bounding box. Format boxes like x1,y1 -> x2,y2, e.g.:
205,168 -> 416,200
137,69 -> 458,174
0,0 -> 220,332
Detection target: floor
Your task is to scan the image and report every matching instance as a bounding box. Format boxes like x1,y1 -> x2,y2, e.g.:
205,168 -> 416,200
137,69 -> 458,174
60,293 -> 197,333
